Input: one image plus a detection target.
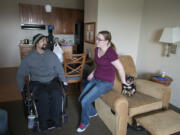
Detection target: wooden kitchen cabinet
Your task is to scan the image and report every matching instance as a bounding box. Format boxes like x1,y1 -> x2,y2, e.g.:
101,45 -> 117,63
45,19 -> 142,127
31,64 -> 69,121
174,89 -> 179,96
61,8 -> 73,34
19,3 -> 44,24
61,9 -> 84,34
19,3 -> 84,34
53,7 -> 64,34
76,10 -> 84,22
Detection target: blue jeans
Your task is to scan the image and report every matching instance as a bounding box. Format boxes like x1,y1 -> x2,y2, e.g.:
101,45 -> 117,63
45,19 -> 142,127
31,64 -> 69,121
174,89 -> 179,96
78,78 -> 114,125
0,109 -> 8,135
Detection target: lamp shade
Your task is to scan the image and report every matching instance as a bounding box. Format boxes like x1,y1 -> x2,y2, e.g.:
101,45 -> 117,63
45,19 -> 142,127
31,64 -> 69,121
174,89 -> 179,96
159,27 -> 180,43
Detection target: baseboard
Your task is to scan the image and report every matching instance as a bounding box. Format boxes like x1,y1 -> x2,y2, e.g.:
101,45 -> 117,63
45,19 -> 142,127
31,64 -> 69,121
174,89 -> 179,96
169,103 -> 180,113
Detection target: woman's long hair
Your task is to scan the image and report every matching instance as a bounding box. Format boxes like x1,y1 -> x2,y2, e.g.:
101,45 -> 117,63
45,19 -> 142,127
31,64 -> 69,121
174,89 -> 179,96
98,31 -> 116,49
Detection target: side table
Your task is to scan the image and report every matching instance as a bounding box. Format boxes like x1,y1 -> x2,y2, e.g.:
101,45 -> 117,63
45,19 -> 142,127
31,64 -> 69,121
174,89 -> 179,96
151,75 -> 173,86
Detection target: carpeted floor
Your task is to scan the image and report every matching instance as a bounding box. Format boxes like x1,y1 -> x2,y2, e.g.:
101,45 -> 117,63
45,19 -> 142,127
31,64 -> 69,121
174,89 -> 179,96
0,68 -> 180,135
1,96 -> 180,135
0,68 -> 22,102
0,95 -> 113,135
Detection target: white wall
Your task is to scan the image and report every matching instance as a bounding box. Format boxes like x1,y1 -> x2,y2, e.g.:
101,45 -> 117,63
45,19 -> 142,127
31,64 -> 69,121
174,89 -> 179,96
97,0 -> 144,63
84,0 -> 98,22
84,0 -> 98,59
0,0 -> 83,68
0,0 -> 21,67
84,0 -> 180,108
136,0 -> 180,108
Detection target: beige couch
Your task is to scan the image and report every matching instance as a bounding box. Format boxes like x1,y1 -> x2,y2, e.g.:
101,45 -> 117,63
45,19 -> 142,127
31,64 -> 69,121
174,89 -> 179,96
95,55 -> 172,135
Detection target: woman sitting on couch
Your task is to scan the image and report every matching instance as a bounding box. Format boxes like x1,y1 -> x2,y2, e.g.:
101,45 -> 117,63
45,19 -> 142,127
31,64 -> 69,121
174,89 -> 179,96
77,30 -> 128,132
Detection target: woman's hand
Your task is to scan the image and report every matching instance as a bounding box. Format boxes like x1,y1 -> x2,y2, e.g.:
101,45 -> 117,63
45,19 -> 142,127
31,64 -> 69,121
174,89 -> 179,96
87,72 -> 94,81
122,82 -> 129,86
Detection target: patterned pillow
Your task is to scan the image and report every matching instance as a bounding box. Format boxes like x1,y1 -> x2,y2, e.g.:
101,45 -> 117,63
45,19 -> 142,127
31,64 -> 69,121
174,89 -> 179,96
122,75 -> 136,96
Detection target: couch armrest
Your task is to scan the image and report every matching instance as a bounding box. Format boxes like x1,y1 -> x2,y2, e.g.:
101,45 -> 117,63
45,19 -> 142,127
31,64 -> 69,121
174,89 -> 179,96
101,90 -> 128,135
101,90 -> 128,115
135,79 -> 172,109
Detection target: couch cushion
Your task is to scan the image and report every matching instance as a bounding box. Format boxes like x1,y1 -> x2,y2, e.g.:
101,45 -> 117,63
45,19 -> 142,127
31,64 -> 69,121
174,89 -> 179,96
127,92 -> 163,117
101,89 -> 126,111
113,56 -> 137,93
119,56 -> 137,78
135,110 -> 180,135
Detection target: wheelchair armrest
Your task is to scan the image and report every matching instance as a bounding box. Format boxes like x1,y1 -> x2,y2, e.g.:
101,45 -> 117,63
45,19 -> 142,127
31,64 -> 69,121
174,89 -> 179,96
63,84 -> 68,91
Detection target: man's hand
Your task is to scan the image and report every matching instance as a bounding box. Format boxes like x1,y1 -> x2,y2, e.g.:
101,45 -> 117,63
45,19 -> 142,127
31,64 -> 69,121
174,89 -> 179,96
21,91 -> 25,99
63,82 -> 68,86
63,82 -> 68,91
87,72 -> 94,81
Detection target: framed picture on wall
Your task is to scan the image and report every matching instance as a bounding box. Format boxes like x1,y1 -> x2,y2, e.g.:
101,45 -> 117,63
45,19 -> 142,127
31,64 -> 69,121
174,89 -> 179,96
84,22 -> 96,44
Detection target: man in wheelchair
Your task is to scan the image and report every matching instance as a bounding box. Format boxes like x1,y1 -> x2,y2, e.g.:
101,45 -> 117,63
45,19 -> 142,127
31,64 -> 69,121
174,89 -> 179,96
17,34 -> 67,132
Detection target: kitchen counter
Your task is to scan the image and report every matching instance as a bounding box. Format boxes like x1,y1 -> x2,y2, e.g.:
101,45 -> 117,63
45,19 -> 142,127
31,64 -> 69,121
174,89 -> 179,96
19,44 -> 34,60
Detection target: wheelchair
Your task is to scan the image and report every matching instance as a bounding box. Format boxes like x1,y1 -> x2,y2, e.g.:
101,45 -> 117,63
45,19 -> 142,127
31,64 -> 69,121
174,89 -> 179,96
22,78 -> 68,132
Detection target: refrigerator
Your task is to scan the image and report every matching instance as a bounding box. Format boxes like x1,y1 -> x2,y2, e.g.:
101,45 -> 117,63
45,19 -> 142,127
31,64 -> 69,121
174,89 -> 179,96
74,22 -> 84,53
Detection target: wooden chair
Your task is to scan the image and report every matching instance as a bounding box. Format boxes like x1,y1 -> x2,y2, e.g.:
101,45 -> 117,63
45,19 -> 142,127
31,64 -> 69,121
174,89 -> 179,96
63,53 -> 86,94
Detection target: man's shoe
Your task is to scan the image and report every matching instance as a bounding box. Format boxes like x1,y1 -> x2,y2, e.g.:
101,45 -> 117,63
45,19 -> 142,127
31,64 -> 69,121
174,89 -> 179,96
76,123 -> 89,133
48,120 -> 62,130
39,127 -> 48,133
39,126 -> 48,133
39,121 -> 48,133
55,122 -> 62,130
89,113 -> 97,118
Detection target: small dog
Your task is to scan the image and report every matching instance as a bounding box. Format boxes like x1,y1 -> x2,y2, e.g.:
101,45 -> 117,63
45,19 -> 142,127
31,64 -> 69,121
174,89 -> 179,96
122,75 -> 136,96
